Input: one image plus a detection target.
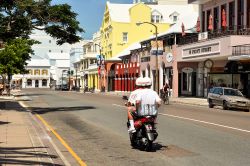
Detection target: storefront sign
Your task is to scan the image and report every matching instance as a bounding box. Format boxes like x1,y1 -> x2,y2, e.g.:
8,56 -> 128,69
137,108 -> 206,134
182,42 -> 220,58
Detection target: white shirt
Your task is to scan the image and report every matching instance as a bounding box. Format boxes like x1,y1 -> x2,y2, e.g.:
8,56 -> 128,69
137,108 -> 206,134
128,88 -> 145,106
136,88 -> 161,116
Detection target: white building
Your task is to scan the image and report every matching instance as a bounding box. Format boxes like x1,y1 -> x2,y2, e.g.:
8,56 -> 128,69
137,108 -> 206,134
46,53 -> 70,86
30,29 -> 71,59
15,29 -> 84,89
22,56 -> 51,88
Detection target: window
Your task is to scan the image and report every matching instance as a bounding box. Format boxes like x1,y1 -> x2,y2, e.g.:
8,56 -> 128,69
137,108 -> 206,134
27,79 -> 32,86
122,32 -> 128,43
151,14 -> 161,23
42,79 -> 47,87
155,15 -> 160,23
28,69 -> 32,75
229,1 -> 235,29
42,69 -> 48,75
61,50 -> 63,53
34,69 -> 40,75
213,7 -> 219,30
173,16 -> 177,22
49,50 -> 51,52
237,0 -> 244,29
49,40 -> 51,43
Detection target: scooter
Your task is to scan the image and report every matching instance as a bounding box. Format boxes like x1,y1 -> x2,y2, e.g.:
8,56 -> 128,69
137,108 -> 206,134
127,112 -> 158,151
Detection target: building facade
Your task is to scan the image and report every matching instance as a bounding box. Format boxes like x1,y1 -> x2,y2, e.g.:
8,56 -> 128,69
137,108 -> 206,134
100,2 -> 186,91
22,58 -> 51,88
174,0 -> 250,98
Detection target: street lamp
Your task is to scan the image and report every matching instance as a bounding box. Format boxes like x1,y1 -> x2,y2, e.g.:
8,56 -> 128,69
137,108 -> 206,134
136,21 -> 159,93
95,43 -> 105,92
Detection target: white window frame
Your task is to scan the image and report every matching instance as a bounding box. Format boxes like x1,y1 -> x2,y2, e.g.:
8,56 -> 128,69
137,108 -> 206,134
122,32 -> 128,43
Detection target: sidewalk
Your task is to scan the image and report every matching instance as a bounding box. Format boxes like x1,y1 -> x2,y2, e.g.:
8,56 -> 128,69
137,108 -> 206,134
97,91 -> 208,107
0,100 -> 66,166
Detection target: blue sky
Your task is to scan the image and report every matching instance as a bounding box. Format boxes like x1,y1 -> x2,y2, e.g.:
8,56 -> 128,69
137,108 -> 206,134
52,0 -> 133,39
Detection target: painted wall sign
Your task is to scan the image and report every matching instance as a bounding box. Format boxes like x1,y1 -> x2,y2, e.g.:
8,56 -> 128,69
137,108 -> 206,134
182,42 -> 220,58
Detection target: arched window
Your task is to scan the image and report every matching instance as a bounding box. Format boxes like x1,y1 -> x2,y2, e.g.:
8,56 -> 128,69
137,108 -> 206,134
28,69 -> 33,75
42,69 -> 48,75
34,69 -> 40,75
42,79 -> 47,87
27,79 -> 32,86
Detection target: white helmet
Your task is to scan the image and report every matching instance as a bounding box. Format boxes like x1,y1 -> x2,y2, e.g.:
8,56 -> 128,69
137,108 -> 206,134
143,77 -> 152,86
135,77 -> 144,86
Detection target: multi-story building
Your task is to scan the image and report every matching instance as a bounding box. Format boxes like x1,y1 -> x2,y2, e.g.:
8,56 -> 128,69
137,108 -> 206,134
30,29 -> 71,59
174,0 -> 250,98
100,2 -> 189,91
77,31 -> 102,91
22,57 -> 51,88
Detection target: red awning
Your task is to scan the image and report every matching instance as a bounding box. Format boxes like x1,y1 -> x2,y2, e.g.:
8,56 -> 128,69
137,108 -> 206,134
222,9 -> 227,28
208,14 -> 213,31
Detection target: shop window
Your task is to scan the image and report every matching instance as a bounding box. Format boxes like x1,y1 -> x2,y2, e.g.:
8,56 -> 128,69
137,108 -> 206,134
27,79 -> 32,86
42,79 -> 47,87
209,74 -> 241,89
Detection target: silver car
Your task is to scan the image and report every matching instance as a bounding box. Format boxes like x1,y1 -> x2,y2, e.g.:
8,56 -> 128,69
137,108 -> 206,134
207,87 -> 250,111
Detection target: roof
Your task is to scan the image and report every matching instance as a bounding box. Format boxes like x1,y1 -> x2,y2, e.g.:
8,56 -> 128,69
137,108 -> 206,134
141,12 -> 198,42
27,58 -> 50,67
116,42 -> 141,58
107,2 -> 197,23
46,53 -> 70,60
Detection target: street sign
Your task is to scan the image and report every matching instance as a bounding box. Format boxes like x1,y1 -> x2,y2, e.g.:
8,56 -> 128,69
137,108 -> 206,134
151,40 -> 163,55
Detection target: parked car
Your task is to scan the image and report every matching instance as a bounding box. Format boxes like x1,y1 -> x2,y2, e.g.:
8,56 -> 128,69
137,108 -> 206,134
207,87 -> 250,111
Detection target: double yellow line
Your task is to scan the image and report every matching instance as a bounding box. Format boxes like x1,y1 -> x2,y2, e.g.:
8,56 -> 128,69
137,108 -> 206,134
36,114 -> 87,166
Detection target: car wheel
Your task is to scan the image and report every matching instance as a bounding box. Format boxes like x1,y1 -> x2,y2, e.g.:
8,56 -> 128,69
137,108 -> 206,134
208,99 -> 214,108
223,101 -> 228,110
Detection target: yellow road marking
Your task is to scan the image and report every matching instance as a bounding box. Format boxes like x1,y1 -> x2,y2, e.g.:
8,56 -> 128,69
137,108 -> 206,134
36,114 -> 87,166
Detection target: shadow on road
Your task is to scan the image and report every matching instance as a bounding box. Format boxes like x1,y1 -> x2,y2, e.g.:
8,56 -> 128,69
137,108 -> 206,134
0,146 -> 63,166
30,106 -> 96,114
0,121 -> 10,125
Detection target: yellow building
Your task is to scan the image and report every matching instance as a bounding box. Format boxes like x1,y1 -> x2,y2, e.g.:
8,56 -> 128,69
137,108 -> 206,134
101,2 -> 171,60
98,2 -> 180,91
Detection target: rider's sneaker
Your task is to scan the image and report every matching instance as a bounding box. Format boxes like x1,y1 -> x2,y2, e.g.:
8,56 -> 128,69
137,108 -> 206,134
128,127 -> 136,133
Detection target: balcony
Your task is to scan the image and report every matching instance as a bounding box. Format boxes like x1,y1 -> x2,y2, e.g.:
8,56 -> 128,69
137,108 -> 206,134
179,26 -> 250,46
88,63 -> 98,70
233,44 -> 250,56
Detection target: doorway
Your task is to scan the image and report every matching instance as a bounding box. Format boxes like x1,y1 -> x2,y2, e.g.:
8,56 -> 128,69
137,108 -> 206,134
35,80 -> 39,88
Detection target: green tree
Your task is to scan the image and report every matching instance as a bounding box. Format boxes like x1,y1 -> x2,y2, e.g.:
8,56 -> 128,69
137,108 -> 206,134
0,0 -> 84,44
0,38 -> 38,94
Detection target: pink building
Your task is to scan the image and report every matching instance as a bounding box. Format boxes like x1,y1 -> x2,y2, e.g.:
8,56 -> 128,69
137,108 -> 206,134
175,0 -> 250,98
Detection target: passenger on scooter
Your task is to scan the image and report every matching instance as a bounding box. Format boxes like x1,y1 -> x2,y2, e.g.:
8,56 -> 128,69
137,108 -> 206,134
127,77 -> 146,133
136,77 -> 161,118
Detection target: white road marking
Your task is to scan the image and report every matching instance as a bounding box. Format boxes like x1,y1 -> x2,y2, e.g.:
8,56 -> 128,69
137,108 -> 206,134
112,104 -> 250,133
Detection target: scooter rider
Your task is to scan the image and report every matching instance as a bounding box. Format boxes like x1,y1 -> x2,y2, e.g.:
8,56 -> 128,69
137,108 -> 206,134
136,77 -> 161,117
127,77 -> 146,133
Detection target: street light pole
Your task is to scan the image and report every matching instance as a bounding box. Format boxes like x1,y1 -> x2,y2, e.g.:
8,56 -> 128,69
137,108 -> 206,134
95,43 -> 105,92
136,21 -> 159,93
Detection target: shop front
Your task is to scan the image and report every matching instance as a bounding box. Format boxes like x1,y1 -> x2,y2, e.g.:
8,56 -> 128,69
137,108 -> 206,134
208,61 -> 250,98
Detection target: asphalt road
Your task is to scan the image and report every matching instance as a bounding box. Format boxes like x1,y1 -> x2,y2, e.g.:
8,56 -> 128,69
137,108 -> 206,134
21,89 -> 250,166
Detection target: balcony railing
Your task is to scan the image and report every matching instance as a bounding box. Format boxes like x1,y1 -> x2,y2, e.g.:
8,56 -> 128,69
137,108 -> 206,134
232,44 -> 250,56
179,25 -> 250,46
